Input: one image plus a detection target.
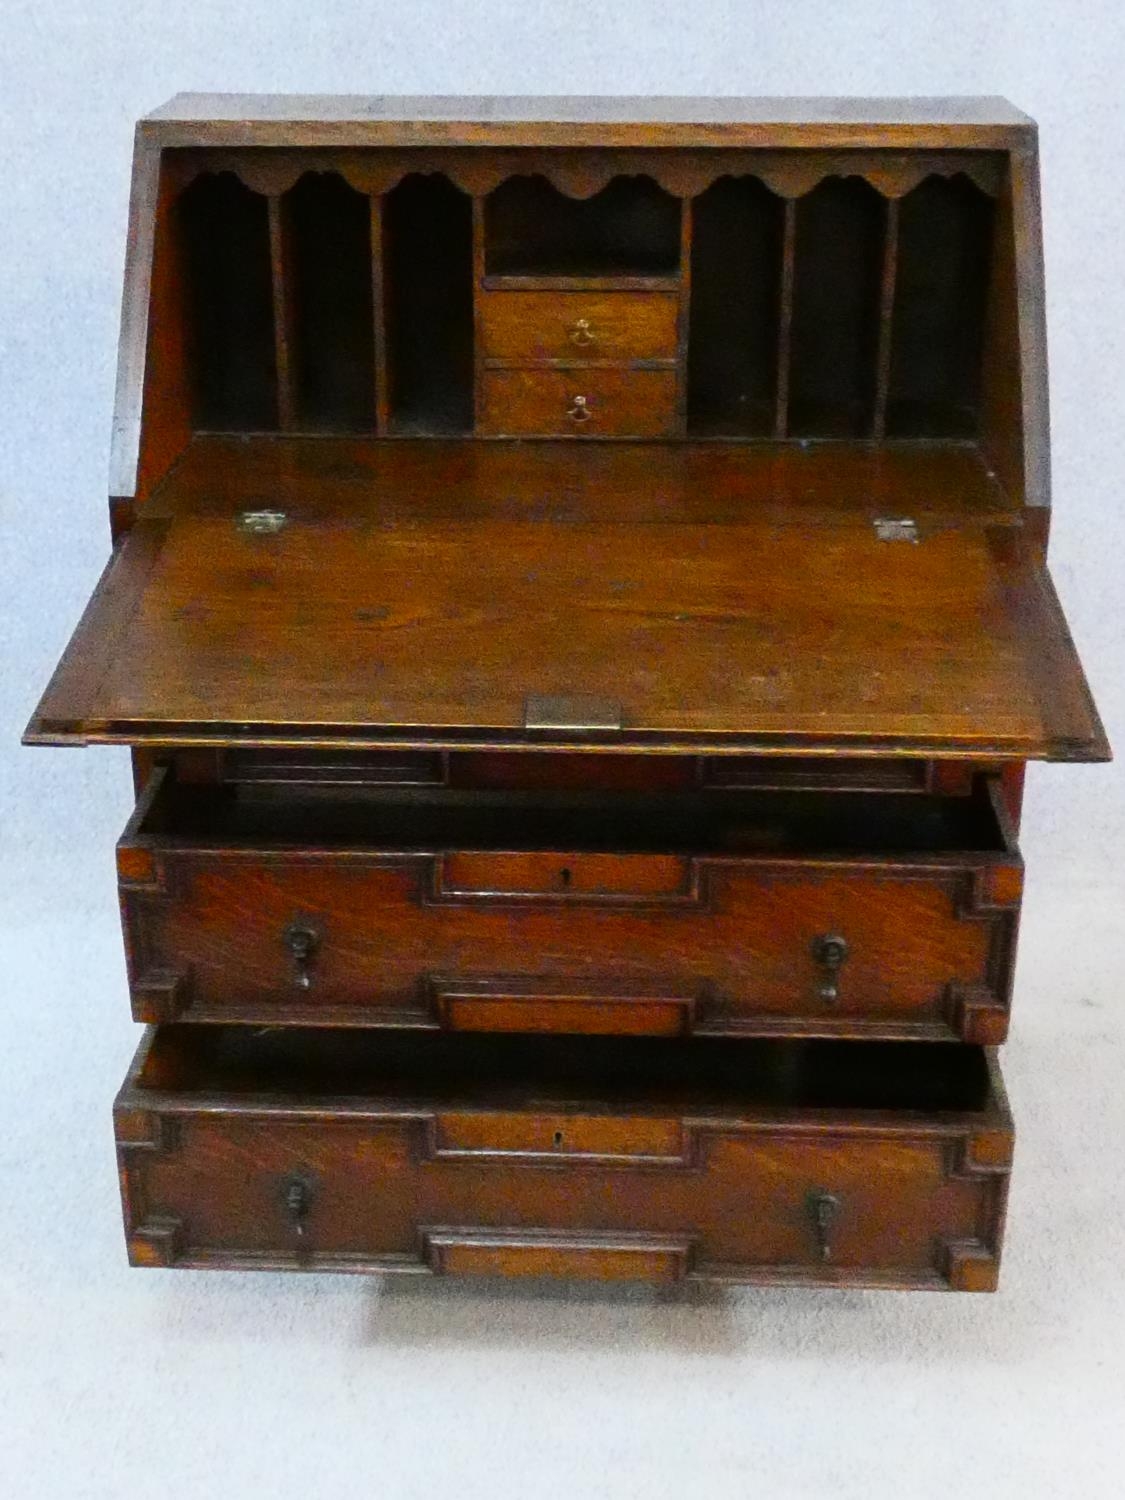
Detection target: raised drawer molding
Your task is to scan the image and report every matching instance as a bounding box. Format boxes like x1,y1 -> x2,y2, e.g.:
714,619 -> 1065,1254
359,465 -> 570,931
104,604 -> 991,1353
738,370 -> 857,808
26,95 -> 1109,1292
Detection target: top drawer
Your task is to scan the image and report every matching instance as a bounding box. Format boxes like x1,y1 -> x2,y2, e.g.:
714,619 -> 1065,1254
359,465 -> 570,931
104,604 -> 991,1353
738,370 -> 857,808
118,771 -> 1022,1044
479,290 -> 680,363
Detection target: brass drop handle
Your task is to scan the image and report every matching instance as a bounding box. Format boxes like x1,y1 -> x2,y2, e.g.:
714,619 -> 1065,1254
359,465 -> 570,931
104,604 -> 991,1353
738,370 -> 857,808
283,922 -> 320,990
807,1189 -> 840,1262
566,394 -> 593,424
281,1172 -> 315,1240
568,317 -> 597,347
811,933 -> 849,1004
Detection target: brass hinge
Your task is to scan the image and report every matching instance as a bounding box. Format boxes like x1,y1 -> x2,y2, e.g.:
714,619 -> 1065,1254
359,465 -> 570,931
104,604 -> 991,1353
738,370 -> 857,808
873,516 -> 918,543
236,508 -> 288,535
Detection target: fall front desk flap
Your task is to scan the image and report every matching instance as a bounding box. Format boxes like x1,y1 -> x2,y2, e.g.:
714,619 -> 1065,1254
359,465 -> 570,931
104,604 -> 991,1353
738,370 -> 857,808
26,436 -> 1106,761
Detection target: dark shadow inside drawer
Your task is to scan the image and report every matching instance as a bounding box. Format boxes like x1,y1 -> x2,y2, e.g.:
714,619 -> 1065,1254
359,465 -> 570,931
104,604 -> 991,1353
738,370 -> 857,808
132,1026 -> 996,1115
137,776 -> 1011,857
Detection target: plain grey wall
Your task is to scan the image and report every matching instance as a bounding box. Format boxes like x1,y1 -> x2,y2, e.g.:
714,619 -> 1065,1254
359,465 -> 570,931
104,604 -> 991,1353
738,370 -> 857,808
2,6 -> 1123,1498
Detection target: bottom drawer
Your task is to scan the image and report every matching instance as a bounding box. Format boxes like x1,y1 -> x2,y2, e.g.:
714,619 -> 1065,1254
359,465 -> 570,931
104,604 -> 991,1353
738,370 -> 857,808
479,367 -> 678,436
115,1028 -> 1012,1291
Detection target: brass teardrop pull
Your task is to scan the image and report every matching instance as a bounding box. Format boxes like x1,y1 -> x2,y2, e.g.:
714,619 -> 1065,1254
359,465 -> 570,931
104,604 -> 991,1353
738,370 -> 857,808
568,317 -> 597,346
283,922 -> 320,990
281,1172 -> 315,1240
811,933 -> 849,1004
807,1189 -> 840,1262
566,394 -> 593,424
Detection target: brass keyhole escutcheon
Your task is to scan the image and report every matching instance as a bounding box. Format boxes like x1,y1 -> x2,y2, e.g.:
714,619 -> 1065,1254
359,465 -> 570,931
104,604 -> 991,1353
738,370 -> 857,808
811,933 -> 849,1004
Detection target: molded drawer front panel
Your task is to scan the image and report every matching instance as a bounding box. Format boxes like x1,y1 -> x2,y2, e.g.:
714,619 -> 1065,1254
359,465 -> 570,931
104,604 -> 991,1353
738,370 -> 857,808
119,853 -> 1021,1043
479,368 -> 678,436
114,1028 -> 1012,1291
479,290 -> 680,362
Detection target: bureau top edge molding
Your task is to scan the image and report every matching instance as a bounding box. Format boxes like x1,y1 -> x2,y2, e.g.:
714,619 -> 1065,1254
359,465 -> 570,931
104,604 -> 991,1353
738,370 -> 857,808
139,94 -> 1036,150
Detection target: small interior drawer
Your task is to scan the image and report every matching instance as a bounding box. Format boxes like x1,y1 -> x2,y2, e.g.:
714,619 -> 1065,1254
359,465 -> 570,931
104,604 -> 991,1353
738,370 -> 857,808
479,289 -> 680,362
118,770 -> 1022,1042
115,1026 -> 1012,1289
479,367 -> 678,436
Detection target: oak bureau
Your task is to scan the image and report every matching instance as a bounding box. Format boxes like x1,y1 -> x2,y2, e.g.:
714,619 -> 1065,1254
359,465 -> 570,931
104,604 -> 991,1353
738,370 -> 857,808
26,95 -> 1108,1291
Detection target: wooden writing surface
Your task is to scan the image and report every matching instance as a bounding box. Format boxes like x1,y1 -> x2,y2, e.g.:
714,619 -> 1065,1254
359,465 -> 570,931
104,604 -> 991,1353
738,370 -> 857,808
26,436 -> 1106,760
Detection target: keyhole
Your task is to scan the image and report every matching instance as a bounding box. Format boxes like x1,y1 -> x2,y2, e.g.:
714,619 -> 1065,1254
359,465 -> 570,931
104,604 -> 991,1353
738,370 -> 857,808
553,1129 -> 564,1147
559,867 -> 572,889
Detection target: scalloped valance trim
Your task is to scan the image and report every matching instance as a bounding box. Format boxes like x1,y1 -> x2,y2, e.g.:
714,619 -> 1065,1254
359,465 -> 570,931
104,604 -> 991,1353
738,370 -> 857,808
165,146 -> 1003,202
